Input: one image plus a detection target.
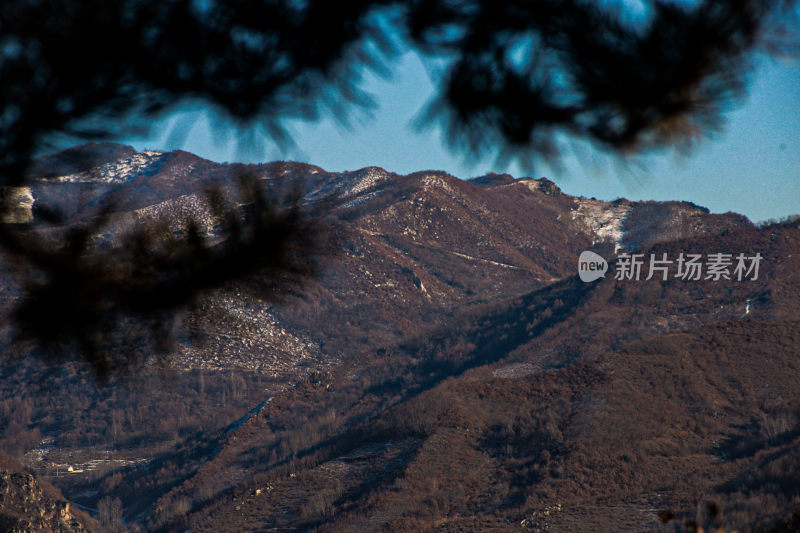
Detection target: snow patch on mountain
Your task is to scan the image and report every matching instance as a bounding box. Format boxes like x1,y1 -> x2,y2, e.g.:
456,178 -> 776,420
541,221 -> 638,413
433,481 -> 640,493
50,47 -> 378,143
342,191 -> 379,209
305,166 -> 390,202
348,167 -> 389,196
421,174 -> 451,190
572,199 -> 631,252
176,294 -> 326,375
518,180 -> 542,192
43,150 -> 166,184
129,193 -> 224,239
516,177 -> 561,196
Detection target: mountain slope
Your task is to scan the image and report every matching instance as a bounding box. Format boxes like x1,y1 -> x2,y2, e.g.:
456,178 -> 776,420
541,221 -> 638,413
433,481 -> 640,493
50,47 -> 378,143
1,144 -> 794,532
172,221 -> 800,532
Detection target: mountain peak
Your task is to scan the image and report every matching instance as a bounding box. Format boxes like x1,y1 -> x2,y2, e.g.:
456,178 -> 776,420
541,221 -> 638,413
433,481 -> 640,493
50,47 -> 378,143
470,172 -> 517,187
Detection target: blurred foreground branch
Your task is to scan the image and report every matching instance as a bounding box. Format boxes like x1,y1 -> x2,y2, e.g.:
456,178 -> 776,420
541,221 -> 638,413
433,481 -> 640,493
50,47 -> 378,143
0,0 -> 796,370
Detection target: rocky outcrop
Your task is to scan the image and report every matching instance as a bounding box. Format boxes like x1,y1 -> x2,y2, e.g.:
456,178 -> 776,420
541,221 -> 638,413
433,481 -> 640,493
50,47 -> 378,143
0,187 -> 34,224
0,453 -> 94,533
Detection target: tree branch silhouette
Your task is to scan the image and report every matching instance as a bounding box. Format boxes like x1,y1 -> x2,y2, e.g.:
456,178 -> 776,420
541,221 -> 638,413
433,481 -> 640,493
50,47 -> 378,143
0,0 -> 795,372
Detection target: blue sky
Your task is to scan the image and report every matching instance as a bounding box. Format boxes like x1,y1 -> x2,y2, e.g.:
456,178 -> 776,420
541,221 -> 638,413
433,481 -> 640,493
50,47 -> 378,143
123,51 -> 799,223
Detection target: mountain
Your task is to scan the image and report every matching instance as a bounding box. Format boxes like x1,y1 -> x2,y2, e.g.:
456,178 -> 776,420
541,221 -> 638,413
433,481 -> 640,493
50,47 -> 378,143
1,144 -> 798,532
14,143 -> 750,363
